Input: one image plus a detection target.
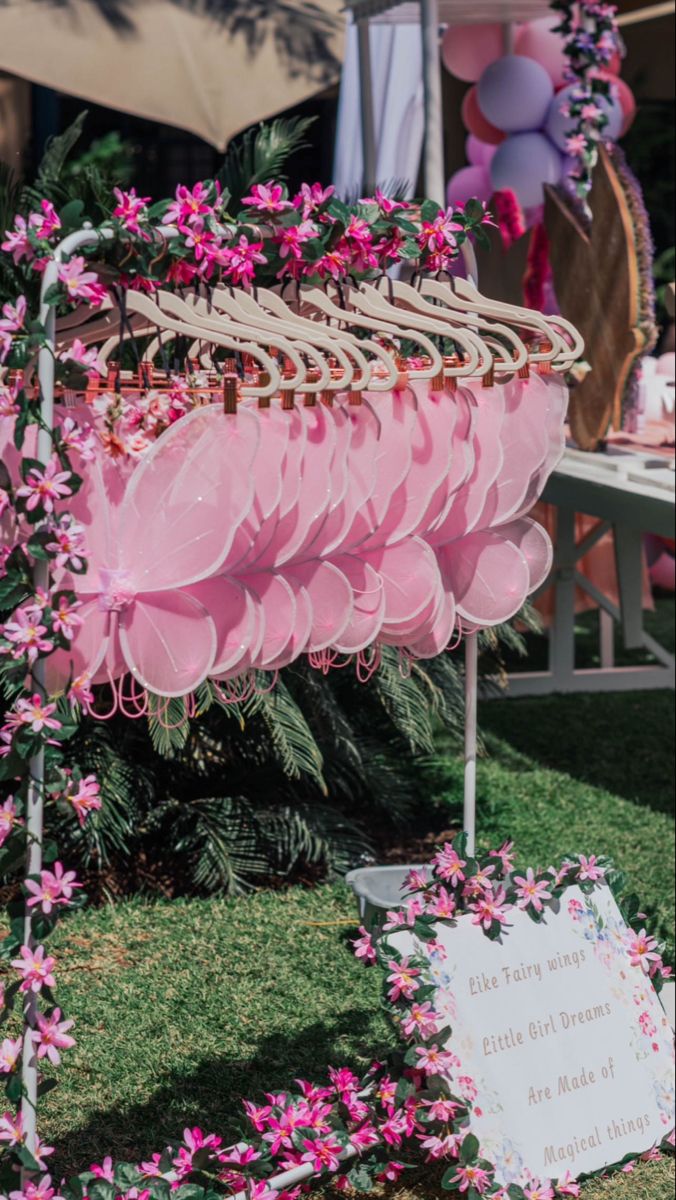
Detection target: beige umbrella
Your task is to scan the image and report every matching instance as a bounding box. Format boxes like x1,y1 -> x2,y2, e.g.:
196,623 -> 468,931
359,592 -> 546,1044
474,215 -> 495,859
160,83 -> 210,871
0,0 -> 345,151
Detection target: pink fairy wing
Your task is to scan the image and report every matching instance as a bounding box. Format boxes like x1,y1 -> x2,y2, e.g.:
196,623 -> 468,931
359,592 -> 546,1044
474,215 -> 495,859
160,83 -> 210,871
437,531 -> 530,627
118,589 -> 217,697
332,555 -> 386,654
225,406 -> 289,570
288,560 -> 353,652
365,538 -> 442,629
430,386 -> 505,545
516,374 -> 568,518
264,575 -> 313,670
476,377 -> 549,530
119,405 -> 259,591
64,449 -> 128,590
425,388 -> 477,536
343,389 -> 414,548
497,516 -> 553,593
406,591 -> 457,660
187,576 -> 256,675
45,596 -> 109,693
240,572 -> 298,669
379,586 -> 444,646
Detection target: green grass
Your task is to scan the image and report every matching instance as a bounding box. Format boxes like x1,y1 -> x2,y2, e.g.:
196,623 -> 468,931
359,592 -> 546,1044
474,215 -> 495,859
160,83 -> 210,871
35,677 -> 675,1198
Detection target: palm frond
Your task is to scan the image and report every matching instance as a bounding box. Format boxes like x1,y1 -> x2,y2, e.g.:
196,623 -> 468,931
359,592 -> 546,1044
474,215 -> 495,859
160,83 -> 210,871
257,679 -> 326,792
217,116 -> 316,210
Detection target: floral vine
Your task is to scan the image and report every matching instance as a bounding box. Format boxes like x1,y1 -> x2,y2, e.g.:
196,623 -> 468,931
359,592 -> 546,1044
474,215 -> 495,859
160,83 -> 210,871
352,833 -> 674,1198
550,1 -> 624,206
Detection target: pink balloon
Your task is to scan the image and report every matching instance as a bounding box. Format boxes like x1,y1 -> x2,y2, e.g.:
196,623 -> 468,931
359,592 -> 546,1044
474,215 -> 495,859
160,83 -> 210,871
462,86 -> 506,146
446,165 -> 492,208
466,134 -> 497,168
599,70 -> 637,136
441,23 -> 504,83
478,55 -> 554,134
515,17 -> 568,87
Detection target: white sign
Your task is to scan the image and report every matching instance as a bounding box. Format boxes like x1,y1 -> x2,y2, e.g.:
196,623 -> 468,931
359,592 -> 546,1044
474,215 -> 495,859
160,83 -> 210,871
392,884 -> 675,1188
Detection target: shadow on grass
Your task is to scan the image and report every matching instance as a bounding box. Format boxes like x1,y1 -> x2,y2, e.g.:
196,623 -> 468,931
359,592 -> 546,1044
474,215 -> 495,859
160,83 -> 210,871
52,1008 -> 386,1174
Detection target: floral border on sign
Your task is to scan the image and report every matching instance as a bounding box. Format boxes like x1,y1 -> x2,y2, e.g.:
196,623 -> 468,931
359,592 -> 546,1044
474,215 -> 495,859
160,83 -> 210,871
353,834 -> 675,1198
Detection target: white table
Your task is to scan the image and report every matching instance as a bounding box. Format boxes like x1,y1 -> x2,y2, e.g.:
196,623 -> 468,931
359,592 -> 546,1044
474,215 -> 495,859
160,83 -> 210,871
507,443 -> 675,695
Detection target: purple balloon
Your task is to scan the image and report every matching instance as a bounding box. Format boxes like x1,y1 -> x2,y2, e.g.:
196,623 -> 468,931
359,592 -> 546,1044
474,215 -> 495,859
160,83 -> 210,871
490,132 -> 563,208
545,84 -> 623,151
447,165 -> 492,208
466,134 -> 497,168
478,55 -> 554,133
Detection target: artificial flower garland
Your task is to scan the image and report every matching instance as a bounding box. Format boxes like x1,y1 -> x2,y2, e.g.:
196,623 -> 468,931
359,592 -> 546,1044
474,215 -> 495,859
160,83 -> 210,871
551,1 -> 624,207
0,181 -> 491,1188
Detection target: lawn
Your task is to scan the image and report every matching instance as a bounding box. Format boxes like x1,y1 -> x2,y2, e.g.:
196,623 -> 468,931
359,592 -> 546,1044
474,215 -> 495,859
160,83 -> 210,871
40,667 -> 675,1196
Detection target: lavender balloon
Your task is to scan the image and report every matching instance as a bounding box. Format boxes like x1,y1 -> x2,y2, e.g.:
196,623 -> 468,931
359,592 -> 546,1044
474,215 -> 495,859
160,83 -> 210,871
447,165 -> 492,209
545,84 -> 624,151
478,55 -> 554,133
491,132 -> 563,208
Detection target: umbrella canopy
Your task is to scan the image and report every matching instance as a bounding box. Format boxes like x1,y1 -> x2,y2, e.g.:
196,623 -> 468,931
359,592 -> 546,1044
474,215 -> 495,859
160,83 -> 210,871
0,0 -> 345,151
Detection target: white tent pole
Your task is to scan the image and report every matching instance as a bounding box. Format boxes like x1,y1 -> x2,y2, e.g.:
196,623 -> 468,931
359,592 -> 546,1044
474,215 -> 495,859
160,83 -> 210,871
420,0 -> 445,207
463,634 -> 478,855
357,16 -> 378,193
502,21 -> 516,53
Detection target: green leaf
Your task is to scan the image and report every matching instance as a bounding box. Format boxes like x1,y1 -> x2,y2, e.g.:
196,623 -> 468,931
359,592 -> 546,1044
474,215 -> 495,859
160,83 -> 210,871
460,1132 -> 480,1164
88,1184 -> 116,1200
421,199 -> 441,223
441,1165 -> 459,1190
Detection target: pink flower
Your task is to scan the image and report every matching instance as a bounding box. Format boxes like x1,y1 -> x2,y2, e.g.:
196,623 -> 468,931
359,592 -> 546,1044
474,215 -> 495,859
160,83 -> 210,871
628,929 -> 661,973
274,220 -> 317,261
58,338 -> 102,375
422,1096 -> 461,1122
386,958 -> 421,1003
113,187 -> 151,235
51,594 -> 83,641
221,236 -> 268,286
566,134 -> 588,156
183,218 -> 215,262
90,1157 -> 115,1182
10,1174 -> 63,1200
489,840 -> 515,873
0,1108 -> 25,1145
433,844 -> 466,886
370,188 -> 408,215
65,773 -> 101,825
16,457 -> 73,513
524,1183 -> 555,1200
57,256 -> 107,306
0,1036 -> 22,1074
11,694 -> 61,734
2,215 -> 34,264
11,944 -> 57,993
220,1144 -> 262,1166
514,868 -> 553,913
34,1007 -> 76,1066
577,854 -> 606,882
34,200 -> 61,240
377,1161 -> 406,1183
567,897 -> 584,919
25,862 -> 81,914
556,1172 -> 581,1197
402,1001 -> 442,1041
246,1184 -> 278,1200
0,295 -> 27,334
163,182 -> 213,227
0,797 -> 19,849
67,673 -> 94,712
471,886 -> 510,931
242,182 -> 292,213
418,208 -> 463,253
293,182 -> 334,217
450,1164 -> 492,1194
3,606 -> 54,664
349,1122 -> 379,1152
353,927 -> 376,966
415,1044 -> 459,1076
45,516 -> 87,571
313,249 -> 348,280
301,1134 -> 343,1172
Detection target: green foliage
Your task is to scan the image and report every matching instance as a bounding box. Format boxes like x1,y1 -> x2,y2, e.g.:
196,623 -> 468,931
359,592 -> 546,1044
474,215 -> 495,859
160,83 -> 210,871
216,115 -> 316,211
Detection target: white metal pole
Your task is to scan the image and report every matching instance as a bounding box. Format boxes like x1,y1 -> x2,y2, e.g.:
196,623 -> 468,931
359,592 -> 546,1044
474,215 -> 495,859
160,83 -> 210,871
357,17 -> 378,194
420,0 -> 445,207
463,634 -> 478,855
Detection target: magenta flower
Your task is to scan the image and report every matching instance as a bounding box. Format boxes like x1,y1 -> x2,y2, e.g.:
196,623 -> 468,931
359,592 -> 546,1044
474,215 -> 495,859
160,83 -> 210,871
293,182 -> 334,217
349,1122 -> 379,1152
34,1007 -> 76,1066
67,673 -> 95,713
9,1173 -> 62,1200
418,209 -> 463,253
65,773 -> 101,826
25,861 -> 81,914
45,516 -> 87,571
241,182 -> 292,213
246,1183 -> 279,1200
2,215 -> 34,264
0,797 -> 19,849
524,1183 -> 555,1200
415,1043 -> 459,1076
419,1132 -> 458,1161
0,295 -> 27,334
514,867 -> 553,913
451,1164 -> 492,1194
3,606 -> 54,664
352,927 -> 376,966
301,1134 -> 343,1172
221,236 -> 267,286
57,256 -> 108,306
377,1162 -> 406,1184
489,840 -> 515,873
0,1036 -> 22,1074
51,594 -> 83,642
16,456 -> 73,513
274,220 -> 317,261
113,187 -> 151,235
58,338 -> 102,375
90,1157 -> 115,1182
628,929 -> 661,973
162,182 -> 213,227
401,1001 -> 441,1041
11,944 -> 57,993
471,886 -> 510,931
422,1096 -> 461,1122
566,133 -> 588,156
433,844 -> 466,886
12,694 -> 61,734
386,958 -> 421,1003
577,854 -> 606,882
313,248 -> 348,281
0,1108 -> 25,1145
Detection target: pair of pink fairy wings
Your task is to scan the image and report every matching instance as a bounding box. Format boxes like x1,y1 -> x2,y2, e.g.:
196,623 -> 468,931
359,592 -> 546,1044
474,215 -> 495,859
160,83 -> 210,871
1,373 -> 567,698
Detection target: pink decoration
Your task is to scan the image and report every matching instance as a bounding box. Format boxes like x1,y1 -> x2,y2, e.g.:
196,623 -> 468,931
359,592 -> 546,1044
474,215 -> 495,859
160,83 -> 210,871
545,82 -> 623,151
461,86 -> 506,146
515,17 -> 568,87
465,134 -> 497,169
440,23 -> 504,83
598,70 -> 637,136
446,166 -> 492,209
477,55 -> 554,134
491,133 -> 563,209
